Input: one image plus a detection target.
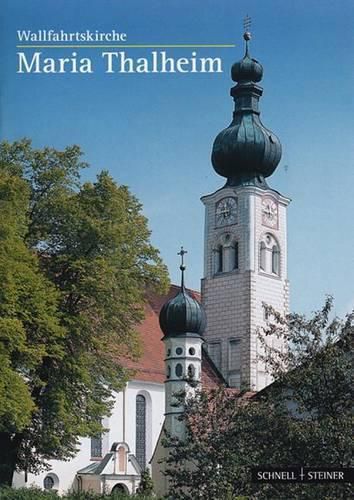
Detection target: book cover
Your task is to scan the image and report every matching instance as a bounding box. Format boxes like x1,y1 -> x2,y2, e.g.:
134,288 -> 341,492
1,0 -> 353,497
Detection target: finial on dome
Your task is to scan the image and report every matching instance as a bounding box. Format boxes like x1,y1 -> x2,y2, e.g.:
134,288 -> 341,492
177,246 -> 187,289
243,14 -> 252,55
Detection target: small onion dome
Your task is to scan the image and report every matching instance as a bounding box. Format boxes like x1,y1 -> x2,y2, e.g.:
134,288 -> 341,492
159,287 -> 206,337
231,33 -> 263,83
159,264 -> 206,338
231,55 -> 263,83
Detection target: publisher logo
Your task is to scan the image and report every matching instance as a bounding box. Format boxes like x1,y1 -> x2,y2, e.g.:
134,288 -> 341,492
251,467 -> 353,483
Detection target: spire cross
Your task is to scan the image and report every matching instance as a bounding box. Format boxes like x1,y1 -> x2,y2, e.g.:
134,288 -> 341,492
178,246 -> 188,289
243,14 -> 252,55
178,246 -> 187,270
243,14 -> 252,34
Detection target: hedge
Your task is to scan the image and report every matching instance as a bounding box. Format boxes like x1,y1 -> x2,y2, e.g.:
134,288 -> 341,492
0,487 -> 157,500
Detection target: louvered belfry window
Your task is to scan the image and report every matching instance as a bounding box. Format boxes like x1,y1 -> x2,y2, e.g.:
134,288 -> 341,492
136,394 -> 146,469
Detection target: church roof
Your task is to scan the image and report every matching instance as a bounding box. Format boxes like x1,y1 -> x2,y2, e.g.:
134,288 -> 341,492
122,285 -> 226,387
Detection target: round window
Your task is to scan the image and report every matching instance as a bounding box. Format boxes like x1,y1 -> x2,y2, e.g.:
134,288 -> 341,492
176,347 -> 183,355
189,347 -> 196,356
175,363 -> 183,377
44,476 -> 54,490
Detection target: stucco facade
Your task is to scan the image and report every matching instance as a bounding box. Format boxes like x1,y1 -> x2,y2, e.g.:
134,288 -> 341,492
201,185 -> 290,390
13,380 -> 165,495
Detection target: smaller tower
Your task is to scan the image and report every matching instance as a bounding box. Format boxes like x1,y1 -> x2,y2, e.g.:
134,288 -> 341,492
159,247 -> 206,440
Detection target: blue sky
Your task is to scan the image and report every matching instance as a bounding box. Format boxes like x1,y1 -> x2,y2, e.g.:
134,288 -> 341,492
1,0 -> 354,316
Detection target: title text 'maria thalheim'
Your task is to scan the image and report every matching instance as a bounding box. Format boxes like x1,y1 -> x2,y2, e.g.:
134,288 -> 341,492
17,51 -> 223,74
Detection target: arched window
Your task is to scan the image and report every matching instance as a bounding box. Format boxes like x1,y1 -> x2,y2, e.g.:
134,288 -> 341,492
91,419 -> 102,458
175,363 -> 183,377
136,395 -> 146,470
43,476 -> 54,490
43,474 -> 59,491
272,245 -> 280,275
260,241 -> 266,271
259,234 -> 281,276
233,242 -> 239,270
217,244 -> 223,272
112,483 -> 129,495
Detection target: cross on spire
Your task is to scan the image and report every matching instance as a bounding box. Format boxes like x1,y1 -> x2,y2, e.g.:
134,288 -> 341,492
177,246 -> 188,289
178,246 -> 187,270
243,14 -> 252,54
243,14 -> 252,34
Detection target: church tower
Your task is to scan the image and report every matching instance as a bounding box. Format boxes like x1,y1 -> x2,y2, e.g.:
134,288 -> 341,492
159,248 -> 206,439
201,29 -> 290,391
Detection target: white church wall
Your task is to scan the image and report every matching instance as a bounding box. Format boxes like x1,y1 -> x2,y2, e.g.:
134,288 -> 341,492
15,381 -> 165,495
125,380 -> 165,468
24,437 -> 92,494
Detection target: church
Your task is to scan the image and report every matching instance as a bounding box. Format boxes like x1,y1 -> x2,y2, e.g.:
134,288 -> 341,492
13,27 -> 290,496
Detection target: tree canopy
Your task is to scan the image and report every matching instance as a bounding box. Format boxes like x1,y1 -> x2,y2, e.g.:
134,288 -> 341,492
0,139 -> 169,486
164,298 -> 353,499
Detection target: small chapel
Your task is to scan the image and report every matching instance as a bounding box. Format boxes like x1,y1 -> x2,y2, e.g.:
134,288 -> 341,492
13,26 -> 290,496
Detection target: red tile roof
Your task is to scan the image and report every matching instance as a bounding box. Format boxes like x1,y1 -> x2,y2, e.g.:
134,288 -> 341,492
123,285 -> 225,388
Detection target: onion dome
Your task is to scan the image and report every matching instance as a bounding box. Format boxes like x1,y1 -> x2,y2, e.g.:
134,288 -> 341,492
231,32 -> 263,83
211,31 -> 281,188
159,248 -> 206,338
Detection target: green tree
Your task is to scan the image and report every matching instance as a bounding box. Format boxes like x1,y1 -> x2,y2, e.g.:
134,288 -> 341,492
136,468 -> 154,495
0,139 -> 169,486
0,169 -> 65,486
164,299 -> 353,499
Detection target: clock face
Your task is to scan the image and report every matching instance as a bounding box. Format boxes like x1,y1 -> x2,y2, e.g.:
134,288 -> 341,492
262,198 -> 278,228
215,197 -> 237,226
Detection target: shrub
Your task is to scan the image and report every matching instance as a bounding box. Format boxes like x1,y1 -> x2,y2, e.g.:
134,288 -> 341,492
0,487 -> 160,499
0,486 -> 58,499
136,470 -> 154,495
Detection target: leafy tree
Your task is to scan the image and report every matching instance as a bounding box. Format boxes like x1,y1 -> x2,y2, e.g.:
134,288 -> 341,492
136,468 -> 154,495
163,298 -> 353,499
0,169 -> 65,485
0,139 -> 169,486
